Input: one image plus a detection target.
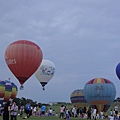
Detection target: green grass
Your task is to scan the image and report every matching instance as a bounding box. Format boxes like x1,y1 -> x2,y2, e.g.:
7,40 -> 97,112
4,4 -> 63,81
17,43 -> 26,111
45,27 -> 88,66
0,115 -> 86,120
0,102 -> 118,120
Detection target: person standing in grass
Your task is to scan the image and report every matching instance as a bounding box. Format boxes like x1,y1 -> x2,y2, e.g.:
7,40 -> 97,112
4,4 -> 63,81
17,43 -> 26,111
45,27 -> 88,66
10,101 -> 18,120
20,105 -> 24,118
65,108 -> 70,120
114,104 -> 119,115
3,101 -> 11,120
87,106 -> 92,119
41,104 -> 46,116
92,107 -> 97,120
114,104 -> 119,120
59,105 -> 65,118
25,103 -> 31,118
48,108 -> 53,116
72,106 -> 77,117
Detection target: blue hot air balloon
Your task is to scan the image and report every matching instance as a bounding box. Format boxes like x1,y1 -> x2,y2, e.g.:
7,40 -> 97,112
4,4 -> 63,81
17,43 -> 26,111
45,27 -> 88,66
116,63 -> 120,80
84,78 -> 116,113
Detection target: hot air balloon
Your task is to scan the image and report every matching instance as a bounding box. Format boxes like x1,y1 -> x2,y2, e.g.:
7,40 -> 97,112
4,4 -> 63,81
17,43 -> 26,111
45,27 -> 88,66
35,59 -> 55,90
10,82 -> 18,100
70,89 -> 88,108
4,40 -> 43,89
84,78 -> 116,113
0,80 -> 12,105
116,63 -> 120,80
7,78 -> 18,100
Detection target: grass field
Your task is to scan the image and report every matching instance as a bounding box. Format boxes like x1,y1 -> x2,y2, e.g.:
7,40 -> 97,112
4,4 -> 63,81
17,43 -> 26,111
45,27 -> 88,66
0,102 -> 118,120
0,115 -> 86,120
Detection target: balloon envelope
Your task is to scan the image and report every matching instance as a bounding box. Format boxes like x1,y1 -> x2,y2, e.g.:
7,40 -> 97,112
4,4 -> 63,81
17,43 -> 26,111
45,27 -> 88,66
10,82 -> 18,100
70,89 -> 88,108
84,78 -> 116,113
5,40 -> 43,87
0,80 -> 12,105
35,59 -> 55,90
116,63 -> 120,80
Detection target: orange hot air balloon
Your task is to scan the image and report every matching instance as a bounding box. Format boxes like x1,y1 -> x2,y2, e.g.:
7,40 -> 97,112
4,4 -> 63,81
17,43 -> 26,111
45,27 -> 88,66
4,40 -> 43,89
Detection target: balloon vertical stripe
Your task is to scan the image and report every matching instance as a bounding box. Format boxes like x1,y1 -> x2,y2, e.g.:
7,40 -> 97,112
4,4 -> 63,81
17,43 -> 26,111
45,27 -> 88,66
5,40 -> 43,87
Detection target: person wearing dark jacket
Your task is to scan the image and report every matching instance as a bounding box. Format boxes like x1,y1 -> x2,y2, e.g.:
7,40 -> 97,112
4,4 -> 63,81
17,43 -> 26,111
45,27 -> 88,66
3,101 -> 11,120
87,107 -> 92,119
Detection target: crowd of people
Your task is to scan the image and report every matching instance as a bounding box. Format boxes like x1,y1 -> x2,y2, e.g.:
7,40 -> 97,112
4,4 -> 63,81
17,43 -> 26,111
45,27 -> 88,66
59,104 -> 120,120
1,101 -> 18,120
0,102 -> 70,120
0,101 -> 120,120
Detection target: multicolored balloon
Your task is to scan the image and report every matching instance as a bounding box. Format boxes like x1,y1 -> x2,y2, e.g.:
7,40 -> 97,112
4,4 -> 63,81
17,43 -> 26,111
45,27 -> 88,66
0,79 -> 18,105
84,78 -> 116,113
0,80 -> 12,105
10,82 -> 18,100
70,89 -> 88,108
4,40 -> 43,89
35,59 -> 55,90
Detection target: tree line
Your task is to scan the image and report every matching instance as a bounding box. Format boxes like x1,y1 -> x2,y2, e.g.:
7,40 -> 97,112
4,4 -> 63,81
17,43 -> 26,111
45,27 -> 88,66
13,97 -> 49,108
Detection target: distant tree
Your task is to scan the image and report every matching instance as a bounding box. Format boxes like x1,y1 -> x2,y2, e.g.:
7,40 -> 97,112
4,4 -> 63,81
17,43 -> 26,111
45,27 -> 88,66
12,97 -> 46,108
38,102 -> 42,107
13,98 -> 21,107
21,97 -> 27,105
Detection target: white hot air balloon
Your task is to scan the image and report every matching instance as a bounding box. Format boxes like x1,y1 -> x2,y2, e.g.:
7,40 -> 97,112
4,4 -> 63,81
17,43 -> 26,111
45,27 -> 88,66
35,60 -> 55,90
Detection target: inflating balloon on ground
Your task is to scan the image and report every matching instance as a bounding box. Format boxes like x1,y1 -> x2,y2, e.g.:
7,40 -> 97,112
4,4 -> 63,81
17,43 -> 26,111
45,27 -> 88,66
84,78 -> 116,113
70,89 -> 88,108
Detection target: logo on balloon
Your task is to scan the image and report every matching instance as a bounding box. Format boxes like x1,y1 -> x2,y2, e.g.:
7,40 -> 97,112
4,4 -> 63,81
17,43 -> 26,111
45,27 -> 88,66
40,65 -> 55,75
5,55 -> 16,65
95,85 -> 103,94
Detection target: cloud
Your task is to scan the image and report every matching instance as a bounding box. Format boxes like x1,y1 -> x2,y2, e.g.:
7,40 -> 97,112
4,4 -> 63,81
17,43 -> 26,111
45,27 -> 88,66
0,0 -> 120,103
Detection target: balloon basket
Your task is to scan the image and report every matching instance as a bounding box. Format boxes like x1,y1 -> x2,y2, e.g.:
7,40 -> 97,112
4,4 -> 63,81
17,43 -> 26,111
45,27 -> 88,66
20,85 -> 24,90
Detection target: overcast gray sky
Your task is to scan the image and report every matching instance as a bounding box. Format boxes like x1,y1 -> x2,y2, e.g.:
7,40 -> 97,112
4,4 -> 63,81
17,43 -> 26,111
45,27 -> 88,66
0,0 -> 120,103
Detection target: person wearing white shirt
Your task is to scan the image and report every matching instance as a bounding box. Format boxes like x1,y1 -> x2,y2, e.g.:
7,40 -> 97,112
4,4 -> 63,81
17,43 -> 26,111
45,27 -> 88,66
33,107 -> 37,116
114,104 -> 119,115
49,108 -> 53,116
109,115 -> 114,120
92,108 -> 97,120
10,102 -> 18,120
